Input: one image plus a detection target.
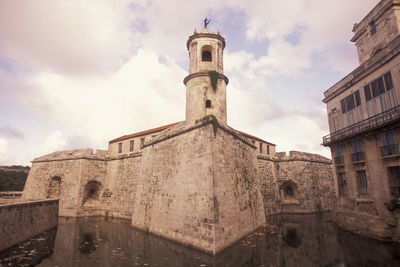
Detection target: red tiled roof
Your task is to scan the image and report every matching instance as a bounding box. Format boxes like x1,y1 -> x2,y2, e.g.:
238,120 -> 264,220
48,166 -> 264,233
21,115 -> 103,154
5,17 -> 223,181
109,122 -> 180,143
109,121 -> 275,146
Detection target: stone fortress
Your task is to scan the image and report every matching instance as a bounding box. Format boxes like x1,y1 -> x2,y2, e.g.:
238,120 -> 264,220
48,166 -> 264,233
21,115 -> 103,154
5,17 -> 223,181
22,26 -> 335,254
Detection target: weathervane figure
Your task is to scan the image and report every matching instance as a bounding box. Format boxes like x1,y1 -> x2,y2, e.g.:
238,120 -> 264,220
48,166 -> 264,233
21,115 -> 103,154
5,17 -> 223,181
204,18 -> 210,28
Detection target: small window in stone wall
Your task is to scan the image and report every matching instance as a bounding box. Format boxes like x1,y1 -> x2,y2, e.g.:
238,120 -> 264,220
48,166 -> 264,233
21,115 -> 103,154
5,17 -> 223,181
130,140 -> 134,152
259,143 -> 263,153
285,186 -> 294,198
267,145 -> 270,155
118,142 -> 122,153
369,21 -> 377,34
140,138 -> 145,149
206,99 -> 211,108
282,181 -> 297,200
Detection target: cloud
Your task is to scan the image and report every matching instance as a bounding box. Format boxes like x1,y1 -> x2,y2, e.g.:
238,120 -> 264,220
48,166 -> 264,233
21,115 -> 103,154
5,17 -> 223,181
0,0 -> 379,76
0,138 -> 15,165
21,49 -> 186,149
0,125 -> 24,139
32,130 -> 68,158
0,0 -> 134,75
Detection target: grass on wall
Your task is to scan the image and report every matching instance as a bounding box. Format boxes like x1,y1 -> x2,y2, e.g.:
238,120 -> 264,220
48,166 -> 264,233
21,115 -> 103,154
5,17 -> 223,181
196,115 -> 220,136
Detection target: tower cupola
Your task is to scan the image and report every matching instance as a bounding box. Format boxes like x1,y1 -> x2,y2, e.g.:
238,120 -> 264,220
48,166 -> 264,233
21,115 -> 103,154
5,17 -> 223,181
184,24 -> 229,124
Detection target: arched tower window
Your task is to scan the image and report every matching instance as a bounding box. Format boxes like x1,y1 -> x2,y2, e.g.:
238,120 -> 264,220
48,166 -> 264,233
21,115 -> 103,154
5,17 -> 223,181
202,51 -> 212,61
201,45 -> 213,62
206,99 -> 211,108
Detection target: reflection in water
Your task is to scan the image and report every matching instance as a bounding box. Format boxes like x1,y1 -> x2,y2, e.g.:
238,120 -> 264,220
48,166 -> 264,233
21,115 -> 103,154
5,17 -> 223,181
33,214 -> 400,267
283,227 -> 302,248
0,227 -> 57,267
79,233 -> 97,255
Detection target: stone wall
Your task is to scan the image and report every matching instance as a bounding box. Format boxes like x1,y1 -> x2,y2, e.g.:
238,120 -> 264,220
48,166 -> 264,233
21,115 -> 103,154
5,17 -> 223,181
20,130 -> 336,252
101,153 -> 142,219
131,121 -> 265,254
258,151 -> 335,216
257,156 -> 279,215
22,149 -> 108,217
0,199 -> 59,252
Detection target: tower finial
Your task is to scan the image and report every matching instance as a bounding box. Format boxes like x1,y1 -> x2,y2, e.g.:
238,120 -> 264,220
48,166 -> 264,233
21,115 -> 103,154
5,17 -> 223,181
204,18 -> 210,29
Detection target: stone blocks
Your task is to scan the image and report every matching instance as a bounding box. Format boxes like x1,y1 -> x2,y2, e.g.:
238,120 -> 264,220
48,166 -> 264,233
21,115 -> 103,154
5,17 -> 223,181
132,122 -> 265,254
0,199 -> 59,251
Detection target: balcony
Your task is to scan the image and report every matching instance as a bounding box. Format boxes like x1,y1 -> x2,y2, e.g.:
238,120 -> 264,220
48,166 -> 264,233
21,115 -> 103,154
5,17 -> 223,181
381,144 -> 399,157
323,105 -> 400,146
351,151 -> 365,162
334,156 -> 344,165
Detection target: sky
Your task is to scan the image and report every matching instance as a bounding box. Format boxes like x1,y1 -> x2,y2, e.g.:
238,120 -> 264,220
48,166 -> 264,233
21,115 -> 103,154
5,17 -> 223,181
0,0 -> 380,166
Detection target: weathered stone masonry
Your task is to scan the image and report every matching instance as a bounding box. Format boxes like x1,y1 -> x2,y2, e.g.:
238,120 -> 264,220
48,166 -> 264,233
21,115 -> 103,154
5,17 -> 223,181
258,151 -> 335,216
0,199 -> 59,252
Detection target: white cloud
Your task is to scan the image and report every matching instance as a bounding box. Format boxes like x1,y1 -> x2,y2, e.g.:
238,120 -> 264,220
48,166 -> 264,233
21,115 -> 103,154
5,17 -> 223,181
0,0 -> 134,74
222,0 -> 379,78
21,49 -> 186,149
32,130 -> 68,158
0,138 -> 15,165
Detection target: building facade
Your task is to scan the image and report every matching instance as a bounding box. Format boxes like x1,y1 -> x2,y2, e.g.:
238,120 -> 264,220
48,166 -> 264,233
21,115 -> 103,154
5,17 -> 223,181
323,0 -> 400,242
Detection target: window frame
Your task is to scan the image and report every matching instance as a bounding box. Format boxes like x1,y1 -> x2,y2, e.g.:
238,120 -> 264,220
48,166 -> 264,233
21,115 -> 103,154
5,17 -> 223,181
140,137 -> 145,149
341,90 -> 361,114
337,172 -> 348,196
364,72 -> 394,101
369,21 -> 377,34
388,167 -> 400,197
201,50 -> 212,62
129,140 -> 134,152
356,170 -> 368,195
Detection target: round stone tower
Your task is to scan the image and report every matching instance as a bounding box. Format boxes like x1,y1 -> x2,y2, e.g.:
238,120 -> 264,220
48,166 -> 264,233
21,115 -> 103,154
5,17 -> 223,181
184,28 -> 229,124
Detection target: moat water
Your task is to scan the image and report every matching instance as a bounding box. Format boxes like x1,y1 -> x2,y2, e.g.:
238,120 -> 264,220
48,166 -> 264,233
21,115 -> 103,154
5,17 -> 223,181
1,214 -> 400,267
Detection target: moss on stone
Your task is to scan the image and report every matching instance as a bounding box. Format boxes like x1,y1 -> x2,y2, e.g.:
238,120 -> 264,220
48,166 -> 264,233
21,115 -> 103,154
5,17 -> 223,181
195,115 -> 220,136
208,71 -> 219,92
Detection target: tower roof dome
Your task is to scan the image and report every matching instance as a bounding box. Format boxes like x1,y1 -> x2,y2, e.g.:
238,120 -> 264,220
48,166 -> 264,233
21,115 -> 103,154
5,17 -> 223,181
186,28 -> 225,49
199,27 -> 216,34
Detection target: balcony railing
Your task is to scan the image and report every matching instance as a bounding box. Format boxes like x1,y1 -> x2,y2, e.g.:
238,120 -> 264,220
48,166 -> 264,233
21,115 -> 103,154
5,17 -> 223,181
351,151 -> 365,162
323,105 -> 400,146
381,144 -> 399,156
334,156 -> 344,165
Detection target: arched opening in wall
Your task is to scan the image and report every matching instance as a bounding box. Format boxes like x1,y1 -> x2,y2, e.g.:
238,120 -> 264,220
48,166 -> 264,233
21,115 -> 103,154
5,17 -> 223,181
83,181 -> 102,206
201,45 -> 213,62
206,99 -> 211,108
281,180 -> 298,201
47,176 -> 61,199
